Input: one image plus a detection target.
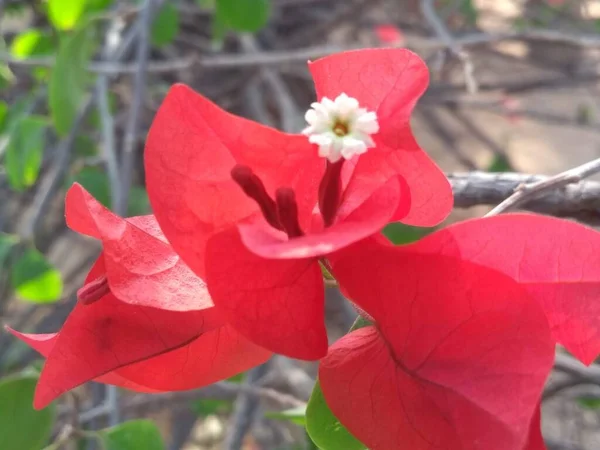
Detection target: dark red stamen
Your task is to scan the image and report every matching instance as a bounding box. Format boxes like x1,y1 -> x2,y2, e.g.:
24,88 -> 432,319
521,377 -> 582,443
231,164 -> 282,231
318,160 -> 344,227
276,188 -> 304,238
78,275 -> 110,305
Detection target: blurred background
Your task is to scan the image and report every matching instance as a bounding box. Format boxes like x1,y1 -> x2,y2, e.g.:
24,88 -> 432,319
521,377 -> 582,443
2,0 -> 600,449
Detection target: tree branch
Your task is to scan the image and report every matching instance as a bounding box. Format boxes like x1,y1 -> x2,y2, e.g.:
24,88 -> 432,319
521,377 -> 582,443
448,171 -> 600,222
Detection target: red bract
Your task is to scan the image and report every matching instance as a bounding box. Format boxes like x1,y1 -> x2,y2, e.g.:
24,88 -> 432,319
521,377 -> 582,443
7,184 -> 270,409
394,213 -> 600,365
323,239 -> 554,450
145,48 -> 452,360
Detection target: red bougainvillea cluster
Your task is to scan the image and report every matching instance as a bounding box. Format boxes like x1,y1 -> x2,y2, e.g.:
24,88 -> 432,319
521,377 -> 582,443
9,48 -> 600,450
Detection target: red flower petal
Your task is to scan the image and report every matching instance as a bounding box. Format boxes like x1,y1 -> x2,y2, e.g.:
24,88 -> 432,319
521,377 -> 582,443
205,227 -> 327,360
15,257 -> 223,409
144,84 -> 322,278
309,48 -> 452,226
403,213 -> 600,365
8,324 -> 270,395
116,324 -> 271,391
66,184 -> 212,312
5,329 -> 161,393
325,242 -> 554,450
524,407 -> 546,450
237,175 -> 405,259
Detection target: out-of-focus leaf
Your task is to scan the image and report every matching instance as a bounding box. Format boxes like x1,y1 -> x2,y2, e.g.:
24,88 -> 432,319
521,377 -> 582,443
86,0 -> 114,13
0,233 -> 18,267
305,317 -> 369,450
0,64 -> 15,90
0,101 -> 8,131
382,222 -> 434,245
11,248 -> 63,304
49,21 -> 96,136
266,406 -> 307,426
127,186 -> 151,216
216,0 -> 270,33
151,3 -> 179,48
0,374 -> 55,450
305,381 -> 366,450
5,116 -> 47,190
10,29 -> 54,58
48,0 -> 87,30
577,397 -> 600,410
88,91 -> 118,129
74,134 -> 99,157
99,420 -> 165,450
190,398 -> 232,416
487,153 -> 514,173
459,0 -> 478,26
69,167 -> 111,208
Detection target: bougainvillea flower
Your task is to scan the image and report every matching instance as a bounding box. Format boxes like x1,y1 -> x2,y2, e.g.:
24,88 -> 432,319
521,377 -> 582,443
6,184 -> 270,409
145,48 -> 452,360
387,213 -> 600,366
321,238 -> 555,450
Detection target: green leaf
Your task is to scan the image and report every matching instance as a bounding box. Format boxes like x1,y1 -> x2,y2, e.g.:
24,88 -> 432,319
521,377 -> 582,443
10,29 -> 55,59
190,398 -> 232,416
487,153 -> 513,173
577,397 -> 600,410
99,420 -> 165,450
5,116 -> 47,190
0,233 -> 18,267
306,381 -> 366,450
48,0 -> 87,30
382,223 -> 433,245
86,0 -> 114,13
69,166 -> 111,207
127,186 -> 151,216
11,248 -> 63,304
0,374 -> 55,450
266,405 -> 307,426
49,21 -> 96,136
216,0 -> 270,32
151,3 -> 179,48
459,0 -> 478,26
0,101 -> 8,131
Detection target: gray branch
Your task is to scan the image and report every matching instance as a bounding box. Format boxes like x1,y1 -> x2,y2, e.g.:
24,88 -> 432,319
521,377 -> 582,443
449,172 -> 600,222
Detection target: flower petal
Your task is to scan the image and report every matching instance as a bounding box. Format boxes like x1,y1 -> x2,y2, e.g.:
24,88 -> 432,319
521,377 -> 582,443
324,243 -> 554,450
115,324 -> 271,391
237,175 -> 405,259
403,213 -> 600,365
66,184 -> 212,312
145,84 -> 322,278
5,329 -> 161,393
8,324 -> 270,395
309,48 -> 452,226
205,227 -> 327,360
524,407 -> 546,450
16,257 -> 223,408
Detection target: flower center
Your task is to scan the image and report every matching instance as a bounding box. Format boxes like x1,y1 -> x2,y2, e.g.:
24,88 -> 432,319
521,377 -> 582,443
303,93 -> 379,164
231,159 -> 346,237
332,120 -> 349,137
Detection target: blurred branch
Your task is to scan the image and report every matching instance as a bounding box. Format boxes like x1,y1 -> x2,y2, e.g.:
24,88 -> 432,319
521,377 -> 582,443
485,157 -> 600,216
224,362 -> 272,450
449,171 -> 600,221
5,26 -> 600,75
118,0 -> 153,215
72,379 -> 304,425
420,0 -> 478,93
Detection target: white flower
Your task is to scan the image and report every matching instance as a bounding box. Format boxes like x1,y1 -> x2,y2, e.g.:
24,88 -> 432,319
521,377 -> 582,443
302,93 -> 379,163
